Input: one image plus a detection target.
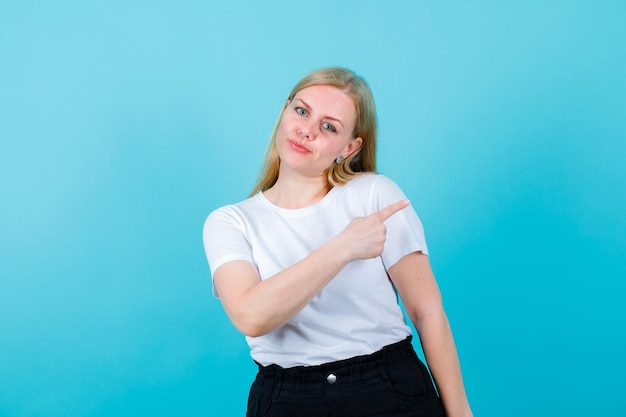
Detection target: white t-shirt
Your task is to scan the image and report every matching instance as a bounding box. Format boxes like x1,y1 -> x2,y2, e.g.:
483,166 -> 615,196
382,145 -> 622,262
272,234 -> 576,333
203,174 -> 428,367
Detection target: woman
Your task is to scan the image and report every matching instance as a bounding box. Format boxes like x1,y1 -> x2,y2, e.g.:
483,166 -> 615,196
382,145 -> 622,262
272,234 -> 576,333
203,67 -> 472,417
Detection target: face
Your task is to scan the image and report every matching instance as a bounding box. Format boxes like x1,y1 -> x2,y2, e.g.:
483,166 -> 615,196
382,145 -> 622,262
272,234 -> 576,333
275,84 -> 363,178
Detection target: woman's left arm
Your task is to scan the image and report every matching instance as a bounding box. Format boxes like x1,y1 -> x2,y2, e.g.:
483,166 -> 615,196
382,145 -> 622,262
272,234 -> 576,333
388,252 -> 473,417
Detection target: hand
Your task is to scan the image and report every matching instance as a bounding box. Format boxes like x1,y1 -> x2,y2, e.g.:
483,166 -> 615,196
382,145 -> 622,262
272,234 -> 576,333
339,199 -> 410,261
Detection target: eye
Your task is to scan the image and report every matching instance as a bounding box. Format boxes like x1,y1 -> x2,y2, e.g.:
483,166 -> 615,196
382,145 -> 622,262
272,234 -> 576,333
322,122 -> 337,133
295,107 -> 307,116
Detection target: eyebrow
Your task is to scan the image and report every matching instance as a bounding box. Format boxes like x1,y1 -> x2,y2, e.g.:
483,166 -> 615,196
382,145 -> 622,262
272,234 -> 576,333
295,98 -> 345,128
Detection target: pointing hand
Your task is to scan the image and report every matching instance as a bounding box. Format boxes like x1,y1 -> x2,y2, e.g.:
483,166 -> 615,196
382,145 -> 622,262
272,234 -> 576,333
339,200 -> 409,260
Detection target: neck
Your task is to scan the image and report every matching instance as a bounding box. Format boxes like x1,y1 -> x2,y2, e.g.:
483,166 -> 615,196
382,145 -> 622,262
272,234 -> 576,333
264,172 -> 330,209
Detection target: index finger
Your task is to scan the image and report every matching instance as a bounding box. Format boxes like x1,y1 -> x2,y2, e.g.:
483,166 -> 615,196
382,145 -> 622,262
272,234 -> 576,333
374,199 -> 410,222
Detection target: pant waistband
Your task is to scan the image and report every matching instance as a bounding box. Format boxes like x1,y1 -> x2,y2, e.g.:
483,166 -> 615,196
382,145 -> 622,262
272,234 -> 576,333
255,336 -> 416,387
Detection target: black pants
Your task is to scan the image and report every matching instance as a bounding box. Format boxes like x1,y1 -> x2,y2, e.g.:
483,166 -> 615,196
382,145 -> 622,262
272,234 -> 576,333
247,337 -> 444,417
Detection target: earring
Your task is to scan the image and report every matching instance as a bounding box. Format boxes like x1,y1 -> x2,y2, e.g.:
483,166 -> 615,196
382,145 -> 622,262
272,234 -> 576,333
335,155 -> 344,164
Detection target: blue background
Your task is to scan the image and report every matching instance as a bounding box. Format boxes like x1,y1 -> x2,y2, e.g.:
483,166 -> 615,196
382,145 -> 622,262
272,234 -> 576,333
1,1 -> 625,416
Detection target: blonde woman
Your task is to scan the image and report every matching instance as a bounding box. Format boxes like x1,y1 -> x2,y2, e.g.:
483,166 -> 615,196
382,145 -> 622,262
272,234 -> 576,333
203,67 -> 472,417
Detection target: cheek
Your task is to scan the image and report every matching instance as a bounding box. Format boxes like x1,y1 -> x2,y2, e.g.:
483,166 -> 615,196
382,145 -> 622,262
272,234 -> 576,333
274,121 -> 291,144
278,111 -> 296,129
318,140 -> 345,157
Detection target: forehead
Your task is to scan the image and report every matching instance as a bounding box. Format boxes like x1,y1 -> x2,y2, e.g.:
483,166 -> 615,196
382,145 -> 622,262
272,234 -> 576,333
293,85 -> 356,120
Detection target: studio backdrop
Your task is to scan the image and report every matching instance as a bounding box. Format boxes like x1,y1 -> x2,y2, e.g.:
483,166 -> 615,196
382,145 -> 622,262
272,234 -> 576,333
1,1 -> 625,416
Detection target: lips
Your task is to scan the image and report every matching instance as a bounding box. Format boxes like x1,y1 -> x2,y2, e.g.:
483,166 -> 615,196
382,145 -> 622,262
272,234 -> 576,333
288,139 -> 311,154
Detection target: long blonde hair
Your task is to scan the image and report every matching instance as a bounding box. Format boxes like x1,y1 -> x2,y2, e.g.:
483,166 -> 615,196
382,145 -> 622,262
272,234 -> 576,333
250,67 -> 378,196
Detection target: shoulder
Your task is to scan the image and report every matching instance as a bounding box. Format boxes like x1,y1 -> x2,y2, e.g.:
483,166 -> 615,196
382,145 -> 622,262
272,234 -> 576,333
331,174 -> 407,215
342,173 -> 384,190
342,173 -> 405,198
204,194 -> 263,230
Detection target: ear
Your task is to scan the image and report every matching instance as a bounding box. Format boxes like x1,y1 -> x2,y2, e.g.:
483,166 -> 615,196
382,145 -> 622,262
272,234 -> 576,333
342,137 -> 363,158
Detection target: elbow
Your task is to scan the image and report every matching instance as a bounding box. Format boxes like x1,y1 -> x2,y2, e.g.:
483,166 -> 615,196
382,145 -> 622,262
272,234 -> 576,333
223,295 -> 282,337
410,304 -> 447,332
237,323 -> 269,338
230,311 -> 274,338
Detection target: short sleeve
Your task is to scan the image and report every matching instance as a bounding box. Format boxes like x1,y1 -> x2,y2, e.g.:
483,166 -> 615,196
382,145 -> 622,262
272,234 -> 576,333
371,175 -> 429,269
202,206 -> 254,297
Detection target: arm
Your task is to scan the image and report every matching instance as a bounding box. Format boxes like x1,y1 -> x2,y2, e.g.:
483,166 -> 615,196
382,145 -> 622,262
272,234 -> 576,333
388,252 -> 473,417
214,199 -> 410,337
214,237 -> 350,337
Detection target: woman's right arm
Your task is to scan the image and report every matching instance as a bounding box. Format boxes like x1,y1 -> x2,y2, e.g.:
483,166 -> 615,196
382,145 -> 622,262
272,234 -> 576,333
213,199 -> 409,337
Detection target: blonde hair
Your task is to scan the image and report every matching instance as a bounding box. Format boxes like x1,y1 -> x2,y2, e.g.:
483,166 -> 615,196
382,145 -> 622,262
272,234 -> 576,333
250,67 -> 378,196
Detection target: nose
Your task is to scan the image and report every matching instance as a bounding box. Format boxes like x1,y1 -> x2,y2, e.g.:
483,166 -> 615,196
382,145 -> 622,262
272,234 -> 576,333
298,127 -> 310,139
298,120 -> 315,140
